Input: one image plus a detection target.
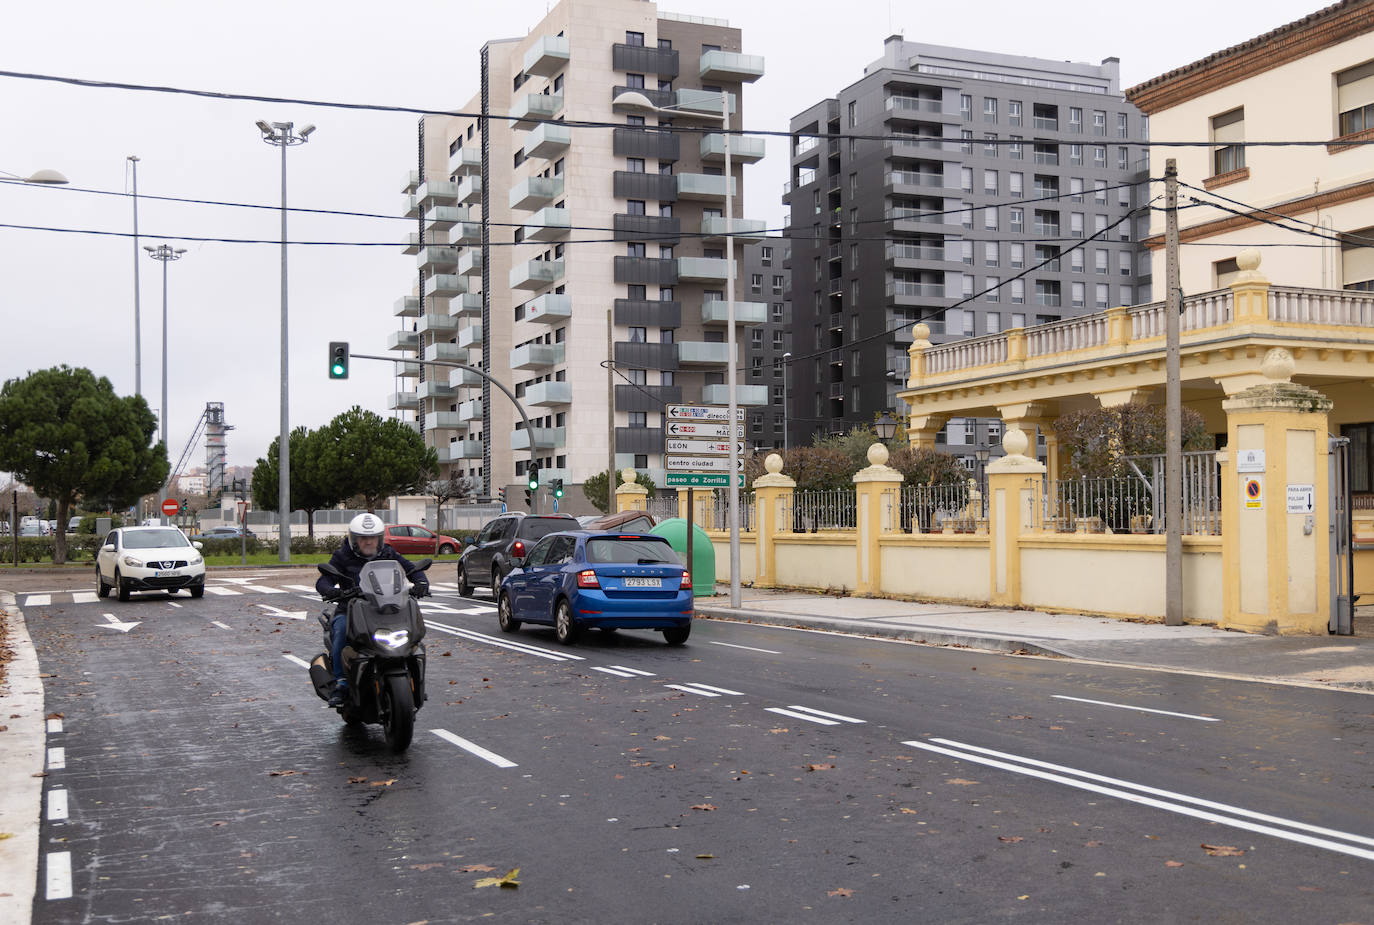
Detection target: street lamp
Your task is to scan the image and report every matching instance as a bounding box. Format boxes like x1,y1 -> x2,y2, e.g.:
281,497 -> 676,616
974,442 -> 991,497
0,168 -> 69,185
874,411 -> 900,443
613,88 -> 743,607
143,244 -> 187,522
782,351 -> 791,452
129,156 -> 143,398
255,120 -> 315,562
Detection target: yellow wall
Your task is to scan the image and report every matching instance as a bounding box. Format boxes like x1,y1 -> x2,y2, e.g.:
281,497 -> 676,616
878,536 -> 990,602
706,531 -> 756,586
772,534 -> 858,591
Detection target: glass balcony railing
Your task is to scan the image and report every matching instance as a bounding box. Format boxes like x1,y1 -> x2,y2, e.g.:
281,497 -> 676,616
448,148 -> 481,177
676,173 -> 736,200
424,411 -> 468,432
422,205 -> 464,232
456,399 -> 484,421
523,35 -> 570,77
417,246 -> 459,271
457,250 -> 483,277
416,179 -> 460,205
509,342 -> 566,370
458,323 -> 483,348
423,274 -> 467,299
510,92 -> 564,127
525,293 -> 572,324
522,206 -> 570,241
387,391 -> 420,410
701,299 -> 767,325
699,50 -> 764,82
510,426 -> 567,451
702,384 -> 768,406
525,381 -> 572,406
678,341 -> 731,365
524,121 -> 572,160
454,292 -> 482,317
424,342 -> 467,363
457,175 -> 483,204
393,295 -> 420,318
700,133 -> 765,163
509,175 -> 564,211
676,256 -> 730,281
700,216 -> 766,244
509,258 -> 565,290
417,312 -> 459,335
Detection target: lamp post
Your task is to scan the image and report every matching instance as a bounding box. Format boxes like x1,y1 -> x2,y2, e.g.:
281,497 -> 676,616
974,442 -> 991,497
144,244 -> 187,522
255,120 -> 315,561
0,168 -> 68,185
782,351 -> 791,452
874,411 -> 899,443
129,156 -> 143,398
612,89 -> 741,607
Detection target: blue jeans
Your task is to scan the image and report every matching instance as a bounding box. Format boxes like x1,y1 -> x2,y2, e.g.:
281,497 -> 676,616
330,610 -> 348,687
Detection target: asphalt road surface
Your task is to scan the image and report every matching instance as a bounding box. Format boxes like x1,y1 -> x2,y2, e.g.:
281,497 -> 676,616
15,568 -> 1374,923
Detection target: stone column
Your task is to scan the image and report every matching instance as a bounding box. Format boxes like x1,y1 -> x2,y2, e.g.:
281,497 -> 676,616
1220,348 -> 1332,634
853,443 -> 904,596
751,453 -> 796,589
985,427 -> 1046,607
614,468 -> 648,514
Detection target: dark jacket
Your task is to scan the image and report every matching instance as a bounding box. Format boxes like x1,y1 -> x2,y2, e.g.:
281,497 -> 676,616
315,538 -> 428,599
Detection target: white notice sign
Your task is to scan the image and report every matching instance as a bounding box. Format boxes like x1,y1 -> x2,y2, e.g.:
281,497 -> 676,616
1236,449 -> 1266,473
1286,484 -> 1314,514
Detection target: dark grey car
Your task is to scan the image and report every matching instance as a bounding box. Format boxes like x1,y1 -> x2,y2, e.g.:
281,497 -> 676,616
456,513 -> 576,598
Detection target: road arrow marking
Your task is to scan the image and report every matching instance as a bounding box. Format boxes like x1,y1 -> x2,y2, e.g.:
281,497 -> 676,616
97,612 -> 141,633
255,603 -> 308,621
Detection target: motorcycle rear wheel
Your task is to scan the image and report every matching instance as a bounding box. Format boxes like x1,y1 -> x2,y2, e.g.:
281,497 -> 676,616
382,674 -> 415,752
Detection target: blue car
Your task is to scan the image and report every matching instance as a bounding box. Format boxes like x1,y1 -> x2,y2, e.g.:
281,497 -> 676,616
497,531 -> 693,646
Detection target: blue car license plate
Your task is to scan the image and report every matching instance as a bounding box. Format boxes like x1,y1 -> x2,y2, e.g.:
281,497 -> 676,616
623,577 -> 661,588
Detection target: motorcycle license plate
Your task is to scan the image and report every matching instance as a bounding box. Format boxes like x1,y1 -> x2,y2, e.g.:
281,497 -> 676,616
623,577 -> 661,588
155,569 -> 178,577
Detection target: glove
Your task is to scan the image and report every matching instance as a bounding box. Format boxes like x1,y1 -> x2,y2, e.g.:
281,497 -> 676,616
409,583 -> 430,599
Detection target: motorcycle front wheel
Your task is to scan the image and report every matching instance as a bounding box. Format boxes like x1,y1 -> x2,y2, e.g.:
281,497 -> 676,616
382,674 -> 415,752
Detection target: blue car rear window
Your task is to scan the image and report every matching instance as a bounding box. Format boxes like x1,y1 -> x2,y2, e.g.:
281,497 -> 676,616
586,538 -> 680,565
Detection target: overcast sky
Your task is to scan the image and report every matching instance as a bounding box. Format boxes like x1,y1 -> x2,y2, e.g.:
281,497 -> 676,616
0,0 -> 1316,472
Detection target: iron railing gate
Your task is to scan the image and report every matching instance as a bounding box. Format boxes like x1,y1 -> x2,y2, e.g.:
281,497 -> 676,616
1329,436 -> 1354,635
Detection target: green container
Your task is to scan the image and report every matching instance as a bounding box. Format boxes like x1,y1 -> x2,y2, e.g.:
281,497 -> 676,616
650,517 -> 716,597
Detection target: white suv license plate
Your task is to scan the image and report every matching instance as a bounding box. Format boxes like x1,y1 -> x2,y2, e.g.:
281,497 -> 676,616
623,577 -> 661,588
155,569 -> 179,577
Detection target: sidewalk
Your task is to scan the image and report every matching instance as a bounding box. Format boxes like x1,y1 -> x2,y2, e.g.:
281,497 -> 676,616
694,588 -> 1374,693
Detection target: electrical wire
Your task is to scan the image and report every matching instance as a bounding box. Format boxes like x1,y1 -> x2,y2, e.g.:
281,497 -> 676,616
1178,180 -> 1374,248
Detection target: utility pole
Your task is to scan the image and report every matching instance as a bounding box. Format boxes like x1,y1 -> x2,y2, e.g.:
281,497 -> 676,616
1164,159 -> 1183,626
607,308 -> 616,513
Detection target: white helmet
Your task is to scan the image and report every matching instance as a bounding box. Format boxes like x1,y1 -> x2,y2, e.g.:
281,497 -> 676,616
348,513 -> 385,560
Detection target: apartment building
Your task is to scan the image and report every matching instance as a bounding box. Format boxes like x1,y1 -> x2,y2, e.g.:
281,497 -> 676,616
392,0 -> 765,501
741,237 -> 792,450
785,37 -> 1149,460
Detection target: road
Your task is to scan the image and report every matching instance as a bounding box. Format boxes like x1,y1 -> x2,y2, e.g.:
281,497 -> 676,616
13,568 -> 1374,923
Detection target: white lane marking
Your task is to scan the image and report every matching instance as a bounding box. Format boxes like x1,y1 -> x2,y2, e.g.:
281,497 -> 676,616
425,620 -> 585,662
46,851 -> 72,900
47,789 -> 68,822
96,613 -> 140,633
925,737 -> 1374,850
282,584 -> 317,592
26,594 -> 52,607
254,603 -> 307,620
46,718 -> 63,734
429,582 -> 458,591
211,621 -> 232,630
782,705 -> 866,724
607,665 -> 656,677
204,586 -> 241,596
591,667 -> 639,678
247,585 -> 287,594
71,591 -> 98,604
47,747 -> 65,770
168,601 -> 182,609
665,684 -> 721,697
678,682 -> 745,696
709,640 -> 782,655
431,729 -> 518,768
282,654 -> 313,669
1052,694 -> 1221,722
766,707 -> 840,726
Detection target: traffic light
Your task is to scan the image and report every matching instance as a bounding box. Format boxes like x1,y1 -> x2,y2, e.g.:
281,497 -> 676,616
497,486 -> 506,504
524,487 -> 534,509
527,465 -> 540,491
328,341 -> 350,379
551,478 -> 564,499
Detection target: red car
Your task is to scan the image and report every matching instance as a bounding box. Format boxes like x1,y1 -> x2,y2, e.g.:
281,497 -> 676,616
382,524 -> 462,556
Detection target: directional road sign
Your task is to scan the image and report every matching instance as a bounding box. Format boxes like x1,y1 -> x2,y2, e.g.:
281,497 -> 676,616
665,473 -> 741,488
665,438 -> 744,455
666,404 -> 745,422
666,420 -> 745,439
665,454 -> 745,473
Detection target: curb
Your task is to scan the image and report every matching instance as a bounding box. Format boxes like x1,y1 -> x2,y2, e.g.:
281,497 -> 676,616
0,592 -> 42,925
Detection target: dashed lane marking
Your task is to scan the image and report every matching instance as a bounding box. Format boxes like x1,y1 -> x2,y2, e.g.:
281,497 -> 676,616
1051,694 -> 1221,722
46,718 -> 63,734
204,586 -> 241,596
168,601 -> 183,609
765,705 -> 867,726
71,591 -> 98,604
425,620 -> 585,662
282,584 -> 317,593
431,729 -> 518,768
591,667 -> 640,678
708,640 -> 782,655
665,682 -> 746,697
24,594 -> 51,607
211,621 -> 231,630
282,654 -> 313,669
45,851 -> 72,901
47,788 -> 67,822
606,665 -> 655,677
47,747 -> 65,770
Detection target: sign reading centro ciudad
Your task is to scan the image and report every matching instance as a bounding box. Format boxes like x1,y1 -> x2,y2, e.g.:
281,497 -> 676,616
664,404 -> 746,488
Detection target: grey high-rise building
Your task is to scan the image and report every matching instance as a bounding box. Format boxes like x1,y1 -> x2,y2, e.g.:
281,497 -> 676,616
785,37 -> 1150,455
740,237 -> 792,451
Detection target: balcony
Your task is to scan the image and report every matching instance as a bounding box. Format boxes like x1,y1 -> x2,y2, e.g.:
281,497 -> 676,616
450,222 -> 481,245
615,298 -> 681,328
449,147 -> 481,177
614,256 -> 678,285
510,426 -> 566,451
522,206 -> 570,241
885,95 -> 944,118
615,384 -> 681,412
523,34 -> 569,77
387,330 -> 419,351
443,439 -> 484,462
613,340 -> 679,369
424,342 -> 467,364
525,380 -> 572,406
458,324 -> 483,349
457,398 -> 484,421
510,258 -> 565,290
614,213 -> 680,243
425,411 -> 468,432
454,292 -> 483,317
885,170 -> 949,195
417,312 -> 460,336
612,43 -> 679,77
416,179 -> 459,207
423,205 -> 464,233
676,172 -> 736,201
885,207 -> 959,235
510,92 -> 563,128
423,274 -> 467,299
678,341 -> 731,365
699,50 -> 765,83
394,360 -> 420,378
394,295 -> 420,318
613,127 -> 680,162
457,250 -> 483,277
700,216 -> 766,245
457,175 -> 482,204
886,279 -> 949,304
402,232 -> 421,255
417,378 -> 456,400
417,246 -> 459,272
701,299 -> 767,325
401,170 -> 420,194
615,426 -> 666,456
403,194 -> 419,219
509,175 -> 564,211
525,121 -> 572,160
700,133 -> 765,163
885,241 -> 946,265
448,367 -> 483,388
702,384 -> 768,406
388,391 -> 420,411
509,341 -> 566,370
525,292 -> 572,324
676,256 -> 730,282
674,88 -> 736,118
612,171 -> 677,201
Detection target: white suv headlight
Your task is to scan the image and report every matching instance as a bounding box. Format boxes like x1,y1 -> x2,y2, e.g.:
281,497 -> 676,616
121,555 -> 144,568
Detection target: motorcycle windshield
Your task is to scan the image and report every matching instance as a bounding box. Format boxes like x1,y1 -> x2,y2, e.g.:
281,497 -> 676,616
358,560 -> 408,615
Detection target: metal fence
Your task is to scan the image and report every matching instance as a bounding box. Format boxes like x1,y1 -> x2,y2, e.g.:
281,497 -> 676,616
1036,451 -> 1220,535
782,489 -> 857,532
897,481 -> 987,533
647,496 -> 680,521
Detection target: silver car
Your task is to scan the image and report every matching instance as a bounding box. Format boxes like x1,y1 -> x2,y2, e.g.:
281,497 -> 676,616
96,526 -> 206,601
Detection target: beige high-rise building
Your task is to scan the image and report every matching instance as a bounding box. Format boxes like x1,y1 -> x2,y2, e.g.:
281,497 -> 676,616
392,0 -> 766,508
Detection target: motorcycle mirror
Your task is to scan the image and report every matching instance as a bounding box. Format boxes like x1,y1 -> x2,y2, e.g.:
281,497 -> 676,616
317,562 -> 345,579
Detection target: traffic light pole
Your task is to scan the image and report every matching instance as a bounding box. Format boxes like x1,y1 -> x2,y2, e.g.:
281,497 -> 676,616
345,352 -> 541,513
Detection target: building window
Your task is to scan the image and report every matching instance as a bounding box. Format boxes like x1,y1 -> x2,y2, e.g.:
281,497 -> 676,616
1070,177 -> 1084,202
1119,251 -> 1132,277
626,242 -> 645,258
1009,172 -> 1023,195
1008,100 -> 1022,126
627,368 -> 647,385
1010,243 -> 1025,268
1117,112 -> 1129,138
985,241 -> 999,266
960,94 -> 972,121
986,312 -> 1001,333
1071,281 -> 1085,308
1010,279 -> 1024,304
626,157 -> 645,173
983,169 -> 998,194
1095,283 -> 1109,309
1069,107 -> 1082,133
960,129 -> 974,154
1070,212 -> 1084,235
1032,143 -> 1058,166
625,72 -> 645,89
628,326 -> 647,342
1211,107 -> 1245,175
962,240 -> 974,265
1094,180 -> 1108,204
985,278 -> 1000,302
983,97 -> 998,122
1008,136 -> 1023,160
1009,207 -> 1024,233
848,100 -> 856,127
1338,61 -> 1374,136
761,246 -> 772,264
1069,143 -> 1083,166
1092,110 -> 1107,136
1095,249 -> 1108,275
1071,249 -> 1084,273
960,166 -> 973,192
1342,225 -> 1374,289
626,199 -> 646,215
984,207 -> 998,231
984,133 -> 998,157
1093,146 -> 1107,168
625,30 -> 644,46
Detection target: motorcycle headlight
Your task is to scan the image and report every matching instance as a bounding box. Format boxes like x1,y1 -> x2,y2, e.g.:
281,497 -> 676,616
373,629 -> 410,650
121,555 -> 143,568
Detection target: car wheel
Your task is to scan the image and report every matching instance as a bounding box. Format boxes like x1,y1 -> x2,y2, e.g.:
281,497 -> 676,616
554,599 -> 580,645
457,563 -> 473,598
498,593 -> 521,633
189,582 -> 205,599
438,543 -> 456,556
96,566 -> 111,599
115,569 -> 131,602
491,567 -> 503,601
663,625 -> 691,646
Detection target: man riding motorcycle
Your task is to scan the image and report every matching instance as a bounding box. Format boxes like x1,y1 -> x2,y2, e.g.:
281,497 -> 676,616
315,513 -> 429,706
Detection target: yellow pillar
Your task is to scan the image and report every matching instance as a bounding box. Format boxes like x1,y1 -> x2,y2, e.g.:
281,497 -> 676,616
1229,250 -> 1271,325
985,428 -> 1045,607
614,468 -> 648,513
1220,348 -> 1332,634
751,454 -> 796,589
853,443 -> 904,596
906,412 -> 949,450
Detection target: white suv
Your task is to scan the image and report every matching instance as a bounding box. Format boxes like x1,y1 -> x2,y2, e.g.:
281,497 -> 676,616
96,526 -> 206,601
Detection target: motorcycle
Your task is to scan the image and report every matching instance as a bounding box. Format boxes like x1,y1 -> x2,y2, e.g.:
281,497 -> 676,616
309,558 -> 431,752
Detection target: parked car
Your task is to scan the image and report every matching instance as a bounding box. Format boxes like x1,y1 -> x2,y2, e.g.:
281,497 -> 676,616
67,516 -> 83,533
19,522 -> 44,537
190,526 -> 253,542
456,512 -> 577,598
496,531 -> 692,645
579,509 -> 658,533
382,524 -> 462,556
95,526 -> 206,601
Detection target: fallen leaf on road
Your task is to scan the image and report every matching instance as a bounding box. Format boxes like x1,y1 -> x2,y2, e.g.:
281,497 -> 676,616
473,867 -> 520,889
1083,841 -> 1103,847
1008,714 -> 1031,720
997,836 -> 1023,843
899,808 -> 918,814
370,778 -> 397,788
827,888 -> 854,898
807,763 -> 835,772
1165,861 -> 1184,868
1297,886 -> 1321,892
691,804 -> 717,811
696,854 -> 715,859
457,864 -> 495,873
653,735 -> 671,741
0,833 -> 13,841
945,778 -> 979,786
268,770 -> 299,777
1201,844 -> 1244,857
769,727 -> 789,734
347,776 -> 367,784
1017,895 -> 1030,900
45,712 -> 64,719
